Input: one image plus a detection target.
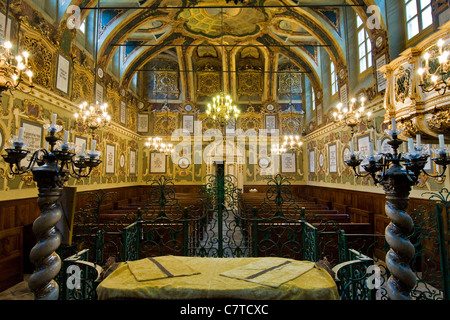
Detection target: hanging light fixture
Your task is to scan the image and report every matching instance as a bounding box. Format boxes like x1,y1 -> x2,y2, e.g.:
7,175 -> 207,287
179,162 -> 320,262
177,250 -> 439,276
207,93 -> 240,127
333,96 -> 372,135
418,38 -> 449,95
74,100 -> 110,133
74,0 -> 110,134
145,137 -> 173,155
281,52 -> 303,153
0,0 -> 33,97
271,143 -> 288,155
207,7 -> 240,129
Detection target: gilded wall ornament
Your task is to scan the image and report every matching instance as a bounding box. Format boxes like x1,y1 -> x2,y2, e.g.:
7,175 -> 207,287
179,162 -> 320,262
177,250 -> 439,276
394,65 -> 412,103
23,100 -> 42,119
22,35 -> 53,89
153,112 -> 178,135
155,72 -> 180,97
238,71 -> 262,97
425,108 -> 450,132
197,72 -> 221,97
277,72 -> 301,95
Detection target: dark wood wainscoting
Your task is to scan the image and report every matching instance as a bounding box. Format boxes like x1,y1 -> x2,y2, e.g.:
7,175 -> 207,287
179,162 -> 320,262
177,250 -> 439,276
0,184 -> 203,292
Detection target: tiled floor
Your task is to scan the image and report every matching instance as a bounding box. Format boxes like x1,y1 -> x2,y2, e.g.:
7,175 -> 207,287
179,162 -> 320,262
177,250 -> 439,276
0,275 -> 33,300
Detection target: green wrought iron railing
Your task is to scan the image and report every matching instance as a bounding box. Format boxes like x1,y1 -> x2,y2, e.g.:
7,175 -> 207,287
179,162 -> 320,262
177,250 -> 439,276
56,249 -> 102,300
332,249 -> 375,300
408,188 -> 449,300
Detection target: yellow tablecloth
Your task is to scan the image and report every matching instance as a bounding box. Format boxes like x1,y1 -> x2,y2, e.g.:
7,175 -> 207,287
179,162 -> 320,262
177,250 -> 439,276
96,256 -> 340,300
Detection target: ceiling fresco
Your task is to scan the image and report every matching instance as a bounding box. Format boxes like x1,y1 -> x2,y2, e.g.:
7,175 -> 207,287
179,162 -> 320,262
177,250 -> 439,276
57,0 -> 388,106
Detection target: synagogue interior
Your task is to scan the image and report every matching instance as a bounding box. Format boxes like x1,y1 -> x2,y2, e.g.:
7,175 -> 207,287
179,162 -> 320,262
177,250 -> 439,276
0,0 -> 449,304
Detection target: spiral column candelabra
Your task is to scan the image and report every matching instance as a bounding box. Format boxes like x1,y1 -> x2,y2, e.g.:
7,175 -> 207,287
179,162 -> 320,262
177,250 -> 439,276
344,118 -> 450,300
2,114 -> 101,300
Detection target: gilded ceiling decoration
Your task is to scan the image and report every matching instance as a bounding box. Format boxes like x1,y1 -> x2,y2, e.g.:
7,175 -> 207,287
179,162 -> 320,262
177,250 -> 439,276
177,6 -> 267,38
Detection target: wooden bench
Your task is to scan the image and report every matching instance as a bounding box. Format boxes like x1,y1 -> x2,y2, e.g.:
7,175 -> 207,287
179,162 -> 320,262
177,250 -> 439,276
347,207 -> 374,224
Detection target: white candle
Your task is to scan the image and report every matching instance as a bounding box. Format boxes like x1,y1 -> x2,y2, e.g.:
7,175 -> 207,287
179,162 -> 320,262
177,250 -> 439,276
80,143 -> 86,157
391,118 -> 396,132
408,138 -> 415,154
91,140 -> 96,154
51,114 -> 57,127
63,130 -> 69,144
18,127 -> 25,142
438,134 -> 445,150
416,134 -> 421,147
369,142 -> 374,158
350,141 -> 354,154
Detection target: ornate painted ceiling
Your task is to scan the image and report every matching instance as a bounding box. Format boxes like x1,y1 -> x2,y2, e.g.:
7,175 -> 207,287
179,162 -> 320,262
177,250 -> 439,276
59,0 -> 389,108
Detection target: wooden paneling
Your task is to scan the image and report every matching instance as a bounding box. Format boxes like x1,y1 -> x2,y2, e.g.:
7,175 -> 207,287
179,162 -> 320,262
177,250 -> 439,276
0,227 -> 23,292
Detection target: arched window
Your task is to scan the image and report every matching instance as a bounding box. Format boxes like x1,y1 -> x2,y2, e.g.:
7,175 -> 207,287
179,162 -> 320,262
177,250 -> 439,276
330,59 -> 338,95
357,15 -> 372,73
405,0 -> 433,40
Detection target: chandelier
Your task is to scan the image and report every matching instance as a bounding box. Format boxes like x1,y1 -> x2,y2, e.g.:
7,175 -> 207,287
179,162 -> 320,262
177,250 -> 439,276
0,1 -> 33,96
418,38 -> 449,95
145,137 -> 174,155
281,102 -> 304,152
206,7 -> 240,129
282,135 -> 303,152
207,93 -> 240,128
74,0 -> 110,134
271,143 -> 287,155
333,96 -> 372,135
74,101 -> 111,134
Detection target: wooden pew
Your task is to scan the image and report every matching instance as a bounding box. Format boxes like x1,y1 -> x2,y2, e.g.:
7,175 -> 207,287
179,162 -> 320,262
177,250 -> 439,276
347,207 -> 374,224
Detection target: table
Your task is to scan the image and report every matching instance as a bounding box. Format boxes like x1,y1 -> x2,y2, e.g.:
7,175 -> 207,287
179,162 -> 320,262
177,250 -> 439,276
96,256 -> 340,300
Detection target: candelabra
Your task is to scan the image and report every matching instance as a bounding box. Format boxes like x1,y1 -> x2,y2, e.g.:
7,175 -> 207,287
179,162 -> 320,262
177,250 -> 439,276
74,101 -> 111,135
333,97 -> 372,135
145,136 -> 174,155
0,40 -> 34,97
344,117 -> 450,300
2,114 -> 101,300
418,38 -> 449,95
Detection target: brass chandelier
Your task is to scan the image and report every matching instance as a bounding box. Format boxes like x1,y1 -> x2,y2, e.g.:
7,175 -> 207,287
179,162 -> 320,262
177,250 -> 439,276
418,38 -> 449,95
0,0 -> 33,96
207,7 -> 240,129
74,0 -> 110,134
333,96 -> 372,135
145,137 -> 174,155
207,93 -> 240,127
278,53 -> 303,154
74,101 -> 111,134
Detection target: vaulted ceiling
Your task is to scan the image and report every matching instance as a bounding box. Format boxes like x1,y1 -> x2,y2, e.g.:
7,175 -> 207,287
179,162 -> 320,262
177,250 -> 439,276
59,0 -> 387,107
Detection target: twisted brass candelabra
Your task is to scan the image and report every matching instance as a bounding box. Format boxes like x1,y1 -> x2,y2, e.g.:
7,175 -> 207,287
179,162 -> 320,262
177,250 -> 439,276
344,118 -> 449,300
2,115 -> 101,300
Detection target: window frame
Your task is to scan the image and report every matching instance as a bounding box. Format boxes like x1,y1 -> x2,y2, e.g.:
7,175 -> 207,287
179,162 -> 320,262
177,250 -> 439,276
404,0 -> 434,42
330,60 -> 338,96
356,15 -> 373,74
